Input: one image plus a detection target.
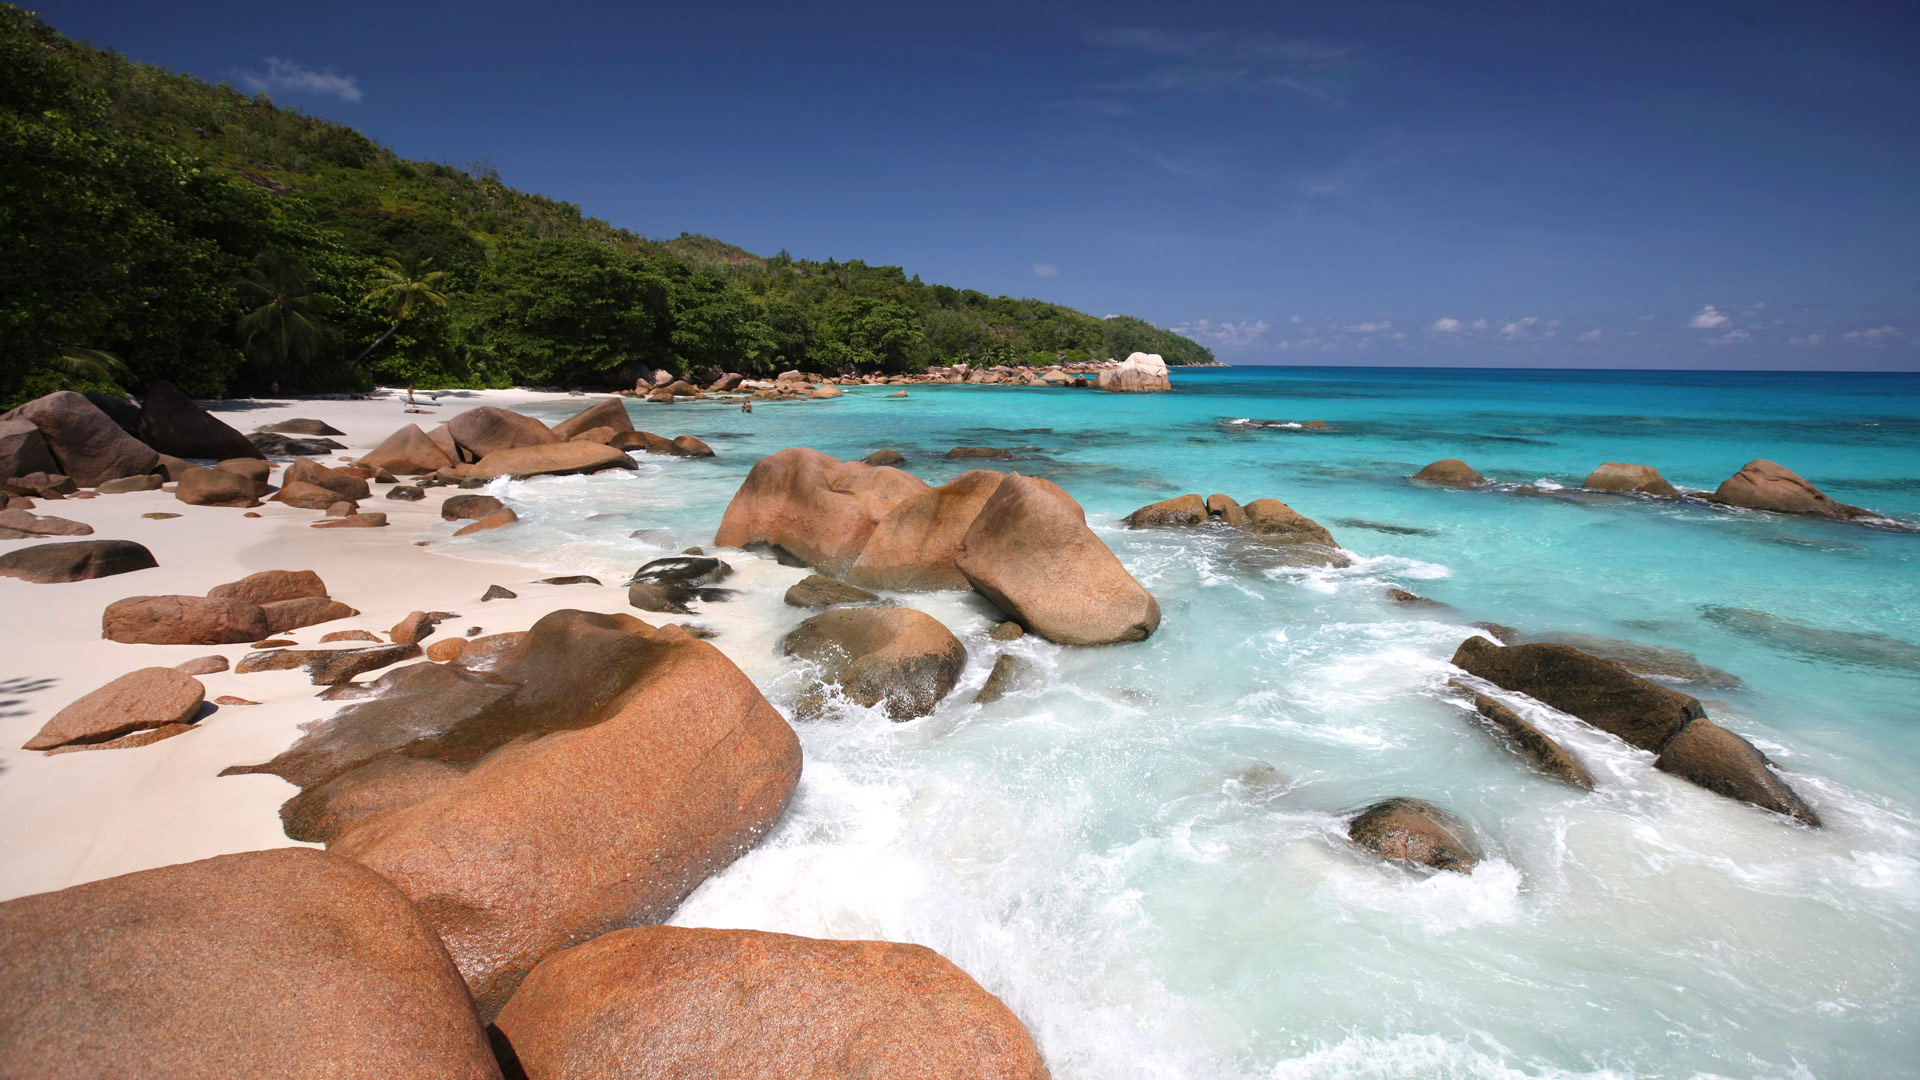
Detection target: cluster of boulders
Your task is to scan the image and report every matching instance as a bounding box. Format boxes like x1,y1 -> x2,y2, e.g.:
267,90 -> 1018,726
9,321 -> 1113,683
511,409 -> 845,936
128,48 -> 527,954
627,352 -> 1178,401
1409,455 -> 1890,524
715,447 -> 1160,646
103,568 -> 359,646
1124,491 -> 1347,567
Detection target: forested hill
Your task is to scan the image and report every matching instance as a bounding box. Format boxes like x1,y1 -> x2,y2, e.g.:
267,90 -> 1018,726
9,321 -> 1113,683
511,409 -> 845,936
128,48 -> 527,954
0,6 -> 1213,407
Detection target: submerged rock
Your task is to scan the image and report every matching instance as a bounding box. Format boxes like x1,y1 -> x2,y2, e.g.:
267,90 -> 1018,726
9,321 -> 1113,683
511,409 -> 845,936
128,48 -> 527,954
1701,605 -> 1920,670
490,927 -> 1049,1080
947,446 -> 1013,460
974,653 -> 1028,704
784,573 -> 882,608
782,607 -> 966,720
863,448 -> 906,466
1451,682 -> 1594,790
1521,631 -> 1743,689
1348,797 -> 1481,873
1583,462 -> 1678,497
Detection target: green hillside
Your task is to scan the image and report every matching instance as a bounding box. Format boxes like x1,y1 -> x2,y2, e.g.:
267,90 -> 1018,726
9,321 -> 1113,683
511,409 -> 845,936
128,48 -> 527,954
0,5 -> 1212,407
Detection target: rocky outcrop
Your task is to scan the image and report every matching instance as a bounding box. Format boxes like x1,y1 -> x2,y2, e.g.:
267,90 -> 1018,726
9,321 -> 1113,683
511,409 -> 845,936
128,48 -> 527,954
285,457 -> 371,501
0,539 -> 157,583
490,927 -> 1050,1080
175,465 -> 260,507
1126,493 -> 1209,527
1,391 -> 159,486
864,448 -> 906,466
0,417 -> 59,479
957,474 -> 1160,646
23,666 -> 205,751
1708,459 -> 1874,520
360,423 -> 457,475
441,493 -> 504,521
847,469 -> 1008,591
0,848 -> 501,1079
227,610 -> 802,1018
261,418 -> 344,436
1451,683 -> 1594,790
669,434 -> 714,457
0,509 -> 92,538
209,569 -> 328,605
715,447 -> 931,576
784,573 -> 882,608
103,594 -> 270,644
1125,491 -> 1344,565
1243,498 -> 1339,547
262,596 -> 360,634
1583,462 -> 1678,497
782,607 -> 966,720
549,398 -> 634,441
446,406 -> 556,459
249,430 -> 343,456
1452,636 -> 1818,824
465,441 -> 636,479
1348,798 -> 1481,873
135,380 -> 263,460
1094,351 -> 1172,392
1411,459 -> 1487,487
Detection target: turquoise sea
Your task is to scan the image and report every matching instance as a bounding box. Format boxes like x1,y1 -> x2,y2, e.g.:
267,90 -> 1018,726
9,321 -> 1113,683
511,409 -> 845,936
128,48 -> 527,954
456,367 -> 1918,1079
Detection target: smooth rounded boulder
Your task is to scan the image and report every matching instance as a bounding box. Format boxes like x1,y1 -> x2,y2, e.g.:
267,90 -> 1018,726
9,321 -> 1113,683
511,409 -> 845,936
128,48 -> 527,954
228,611 -> 802,1018
1654,717 -> 1820,826
209,568 -> 329,605
135,380 -> 264,460
715,448 -> 931,576
491,926 -> 1050,1080
1583,462 -> 1678,497
103,594 -> 269,644
23,666 -> 205,751
1708,459 -> 1873,520
847,469 -> 1007,591
1126,493 -> 1209,527
782,607 -> 966,720
1348,797 -> 1481,873
1411,458 -> 1487,487
285,457 -> 371,501
0,509 -> 92,538
954,473 -> 1160,646
1,391 -> 159,487
0,539 -> 156,583
784,573 -> 882,608
1094,351 -> 1171,392
466,441 -> 636,479
359,423 -> 457,474
175,465 -> 260,507
1453,683 -> 1594,790
0,417 -> 59,479
447,406 -> 556,459
549,398 -> 634,441
0,848 -> 502,1080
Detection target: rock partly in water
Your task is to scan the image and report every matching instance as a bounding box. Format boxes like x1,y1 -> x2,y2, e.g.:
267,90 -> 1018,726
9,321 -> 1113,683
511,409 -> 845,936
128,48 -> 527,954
453,507 -> 518,535
1450,682 -> 1594,790
782,606 -> 967,720
135,380 -> 263,460
1094,351 -> 1172,392
846,469 -> 1007,591
669,435 -> 715,457
1348,797 -> 1482,873
23,666 -> 206,751
1126,493 -> 1209,527
626,556 -> 732,587
446,405 -> 556,459
1708,459 -> 1873,520
466,441 -> 636,480
490,926 -> 1050,1080
864,448 -> 906,466
441,493 -> 504,521
1583,462 -> 1679,497
549,398 -> 634,441
974,653 -> 1029,704
784,573 -> 882,608
715,447 -> 931,576
1653,718 -> 1821,826
1411,458 -> 1487,487
0,848 -> 501,1079
1520,631 -> 1743,689
990,620 -> 1025,641
0,539 -> 157,583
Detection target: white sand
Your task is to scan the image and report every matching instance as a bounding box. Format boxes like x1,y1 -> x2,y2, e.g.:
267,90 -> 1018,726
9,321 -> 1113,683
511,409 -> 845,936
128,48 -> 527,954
0,388 -> 775,902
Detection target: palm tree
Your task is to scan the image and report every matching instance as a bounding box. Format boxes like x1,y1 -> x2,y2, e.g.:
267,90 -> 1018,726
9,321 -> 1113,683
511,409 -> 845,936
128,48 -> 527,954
353,253 -> 449,365
234,250 -> 330,372
41,347 -> 133,389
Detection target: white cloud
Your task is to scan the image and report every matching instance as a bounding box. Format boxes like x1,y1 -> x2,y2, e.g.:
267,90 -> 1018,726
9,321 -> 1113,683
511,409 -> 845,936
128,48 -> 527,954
1500,316 -> 1539,339
1790,333 -> 1824,346
234,57 -> 364,102
1705,329 -> 1752,346
1171,319 -> 1269,348
1841,325 -> 1901,344
1429,317 -> 1463,332
1289,315 -> 1303,324
1638,314 -> 1658,322
1577,329 -> 1603,342
1031,263 -> 1059,278
1688,305 -> 1730,329
1344,319 -> 1392,333
1471,318 -> 1489,330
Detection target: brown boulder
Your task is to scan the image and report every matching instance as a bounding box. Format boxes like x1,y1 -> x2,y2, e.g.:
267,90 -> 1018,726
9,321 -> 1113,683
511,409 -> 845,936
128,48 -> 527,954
491,926 -> 1049,1080
668,434 -> 714,457
261,418 -> 345,436
1206,493 -> 1247,526
0,539 -> 157,583
23,666 -> 205,751
1451,637 -> 1700,752
0,417 -> 59,480
1242,498 -> 1344,563
274,479 -> 345,510
285,457 -> 371,501
611,430 -> 676,454
0,848 -> 501,1079
95,473 -> 163,494
135,380 -> 263,460
322,630 -> 384,643
0,509 -> 92,538
948,445 -> 1013,459
864,448 -> 906,466
175,654 -> 230,675
306,643 -> 423,685
715,447 -> 931,576
974,653 -> 1029,705
549,398 -> 634,441
45,721 -> 195,753
1654,718 -> 1820,826
467,442 -> 636,479
427,638 -> 468,662
103,594 -> 269,644
568,426 -> 618,445
1126,493 -> 1209,527
391,610 -> 434,644
215,457 -> 271,489
312,512 -> 388,529
990,620 -> 1025,641
847,470 -> 1007,591
442,493 -> 504,520
263,596 -> 360,634
1708,459 -> 1872,519
426,422 -> 462,463
447,406 -> 556,459
454,507 -> 519,535
954,473 -> 1160,646
782,607 -> 966,720
360,423 -> 457,475
209,568 -> 328,605
1093,351 -> 1172,392
175,465 -> 260,507
1583,462 -> 1679,497
1412,458 -> 1487,487
1348,797 -> 1481,873
784,574 -> 882,608
1,391 -> 159,487
229,611 -> 801,1018
1453,683 -> 1594,790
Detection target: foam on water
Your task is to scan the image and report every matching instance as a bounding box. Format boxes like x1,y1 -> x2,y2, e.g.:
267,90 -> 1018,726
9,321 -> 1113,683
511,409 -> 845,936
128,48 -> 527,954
434,370 -> 1918,1078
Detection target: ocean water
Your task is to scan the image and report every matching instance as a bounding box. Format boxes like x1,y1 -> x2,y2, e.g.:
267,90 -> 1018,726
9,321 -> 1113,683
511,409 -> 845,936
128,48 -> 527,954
447,367 -> 1918,1079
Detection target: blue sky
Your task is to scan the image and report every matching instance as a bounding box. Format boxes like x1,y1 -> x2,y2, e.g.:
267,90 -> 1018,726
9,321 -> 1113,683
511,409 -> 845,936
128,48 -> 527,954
35,0 -> 1920,369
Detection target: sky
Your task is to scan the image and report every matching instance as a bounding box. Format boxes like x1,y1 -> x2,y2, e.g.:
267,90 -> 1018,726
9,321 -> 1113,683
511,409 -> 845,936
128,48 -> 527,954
32,0 -> 1920,370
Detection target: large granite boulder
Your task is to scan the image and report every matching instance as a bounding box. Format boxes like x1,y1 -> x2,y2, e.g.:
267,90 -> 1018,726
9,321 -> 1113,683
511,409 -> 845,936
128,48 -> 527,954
715,447 -> 931,576
0,539 -> 156,583
784,573 -> 882,608
84,391 -> 143,435
1653,718 -> 1820,826
446,406 -> 556,459
262,597 -> 361,634
22,666 -> 205,751
103,594 -> 270,644
549,398 -> 634,441
208,569 -> 329,605
1348,797 -> 1481,873
1,391 -> 159,486
1126,493 -> 1208,526
846,469 -> 1007,591
1583,462 -> 1678,497
261,418 -> 345,436
359,423 -> 457,475
1452,683 -> 1594,790
441,493 -> 504,521
0,417 -> 59,480
782,607 -> 966,720
135,380 -> 263,460
285,457 -> 371,501
1242,497 -> 1339,547
491,927 -> 1049,1080
226,610 -> 801,1018
175,465 -> 260,507
1411,458 -> 1487,487
0,509 -> 92,538
1708,459 -> 1873,520
466,441 -> 636,480
0,848 -> 502,1079
955,474 -> 1160,646
1094,351 -> 1171,392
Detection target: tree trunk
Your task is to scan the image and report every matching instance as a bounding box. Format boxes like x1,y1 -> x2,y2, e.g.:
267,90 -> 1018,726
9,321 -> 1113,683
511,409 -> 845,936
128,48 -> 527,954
352,320 -> 403,367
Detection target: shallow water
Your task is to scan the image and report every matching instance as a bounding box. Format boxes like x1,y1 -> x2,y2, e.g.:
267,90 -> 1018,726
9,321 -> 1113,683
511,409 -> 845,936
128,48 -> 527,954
449,368 -> 1918,1079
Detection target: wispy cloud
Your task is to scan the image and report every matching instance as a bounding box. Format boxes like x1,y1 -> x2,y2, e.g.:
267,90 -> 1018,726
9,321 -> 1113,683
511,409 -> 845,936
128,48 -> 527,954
1687,305 -> 1730,329
234,57 -> 363,102
1705,329 -> 1752,346
1429,317 -> 1463,332
1841,325 -> 1902,344
1500,316 -> 1540,339
1577,329 -> 1603,342
1344,319 -> 1392,333
1031,263 -> 1060,278
1172,319 -> 1270,347
1088,27 -> 1354,101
